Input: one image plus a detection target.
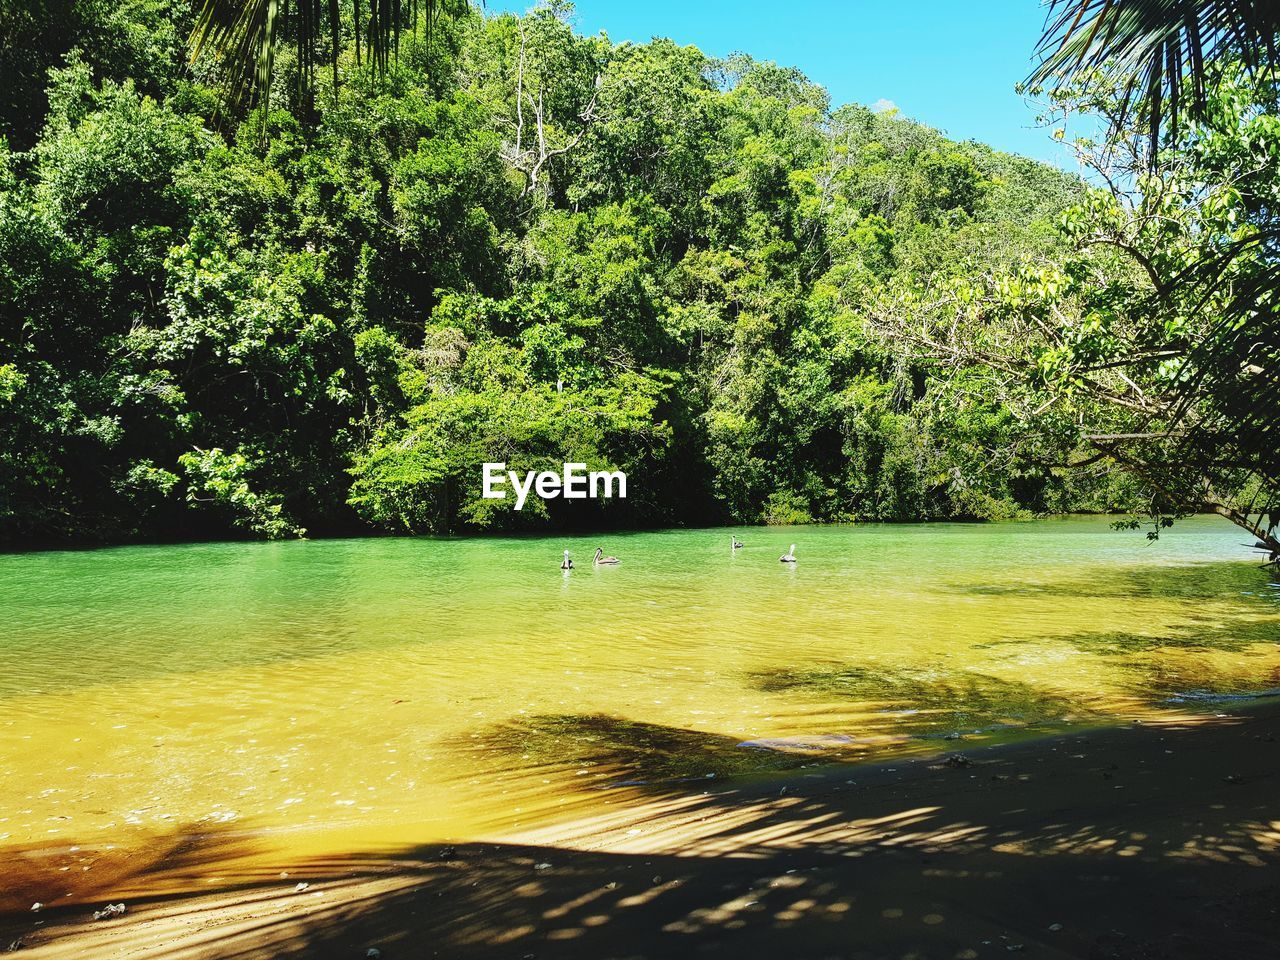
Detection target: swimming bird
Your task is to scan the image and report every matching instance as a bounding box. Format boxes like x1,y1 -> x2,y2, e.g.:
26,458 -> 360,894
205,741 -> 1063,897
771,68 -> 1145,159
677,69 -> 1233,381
561,550 -> 573,570
779,544 -> 797,563
594,547 -> 620,565
732,536 -> 744,550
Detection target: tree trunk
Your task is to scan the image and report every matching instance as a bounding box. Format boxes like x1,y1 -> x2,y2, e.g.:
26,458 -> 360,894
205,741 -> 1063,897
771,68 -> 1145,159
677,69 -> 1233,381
1207,502 -> 1280,563
1092,439 -> 1279,563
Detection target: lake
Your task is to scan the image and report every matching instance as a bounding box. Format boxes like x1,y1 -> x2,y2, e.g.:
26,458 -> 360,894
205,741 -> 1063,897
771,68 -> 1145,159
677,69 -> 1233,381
2,516 -> 1279,901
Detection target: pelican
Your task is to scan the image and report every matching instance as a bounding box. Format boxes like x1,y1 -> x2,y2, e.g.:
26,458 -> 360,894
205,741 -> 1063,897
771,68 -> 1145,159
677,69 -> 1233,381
779,544 -> 797,563
594,547 -> 620,565
560,550 -> 573,570
732,536 -> 744,550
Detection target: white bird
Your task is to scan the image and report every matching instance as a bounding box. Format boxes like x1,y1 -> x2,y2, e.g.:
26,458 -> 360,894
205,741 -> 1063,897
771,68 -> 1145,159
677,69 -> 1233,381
561,550 -> 573,570
732,536 -> 744,550
594,547 -> 620,565
779,544 -> 797,563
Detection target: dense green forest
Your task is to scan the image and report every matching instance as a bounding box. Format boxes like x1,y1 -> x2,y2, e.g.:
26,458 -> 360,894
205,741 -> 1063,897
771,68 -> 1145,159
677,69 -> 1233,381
0,0 -> 1247,544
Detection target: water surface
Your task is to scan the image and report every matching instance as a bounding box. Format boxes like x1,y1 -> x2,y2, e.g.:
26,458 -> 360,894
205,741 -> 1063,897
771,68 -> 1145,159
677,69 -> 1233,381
2,517 -> 1278,897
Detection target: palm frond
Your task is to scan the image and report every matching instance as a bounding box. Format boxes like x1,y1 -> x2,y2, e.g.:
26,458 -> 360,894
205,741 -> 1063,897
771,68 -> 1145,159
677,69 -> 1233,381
1031,1 -> 1280,152
189,0 -> 277,114
190,0 -> 478,118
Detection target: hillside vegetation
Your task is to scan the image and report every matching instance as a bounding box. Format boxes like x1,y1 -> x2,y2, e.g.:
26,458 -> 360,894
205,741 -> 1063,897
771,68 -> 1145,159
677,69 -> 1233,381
0,1 -> 1141,543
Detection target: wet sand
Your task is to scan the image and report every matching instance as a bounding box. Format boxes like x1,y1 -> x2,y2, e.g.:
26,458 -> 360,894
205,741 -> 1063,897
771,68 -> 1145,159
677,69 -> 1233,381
3,702 -> 1278,959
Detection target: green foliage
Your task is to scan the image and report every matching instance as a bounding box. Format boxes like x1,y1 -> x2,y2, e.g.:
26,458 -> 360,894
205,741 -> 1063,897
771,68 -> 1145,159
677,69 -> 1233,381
178,447 -> 304,538
1,0 -> 188,149
0,0 -> 1113,546
349,338 -> 670,532
0,363 -> 26,412
870,62 -> 1280,549
189,0 -> 474,120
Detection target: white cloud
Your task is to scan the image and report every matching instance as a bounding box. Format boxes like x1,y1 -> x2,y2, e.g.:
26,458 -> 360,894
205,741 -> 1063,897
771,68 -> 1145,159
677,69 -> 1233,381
871,98 -> 898,114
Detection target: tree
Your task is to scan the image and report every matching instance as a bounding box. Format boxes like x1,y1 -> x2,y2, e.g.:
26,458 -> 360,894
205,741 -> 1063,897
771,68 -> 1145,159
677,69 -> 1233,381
1027,1 -> 1280,557
0,1 -> 1117,545
496,6 -> 603,200
867,65 -> 1280,560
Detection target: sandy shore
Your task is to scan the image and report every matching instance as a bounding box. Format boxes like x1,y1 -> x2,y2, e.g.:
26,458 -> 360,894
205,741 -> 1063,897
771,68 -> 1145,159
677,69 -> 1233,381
3,703 -> 1279,959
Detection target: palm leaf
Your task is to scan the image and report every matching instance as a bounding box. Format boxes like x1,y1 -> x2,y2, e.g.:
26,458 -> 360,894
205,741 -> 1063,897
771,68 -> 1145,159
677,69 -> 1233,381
189,0 -> 276,114
1031,1 -> 1280,152
190,0 -> 477,117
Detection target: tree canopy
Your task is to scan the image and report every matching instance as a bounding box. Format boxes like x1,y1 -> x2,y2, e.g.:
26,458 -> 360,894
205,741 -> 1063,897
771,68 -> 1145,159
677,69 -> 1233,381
5,0 -> 1270,547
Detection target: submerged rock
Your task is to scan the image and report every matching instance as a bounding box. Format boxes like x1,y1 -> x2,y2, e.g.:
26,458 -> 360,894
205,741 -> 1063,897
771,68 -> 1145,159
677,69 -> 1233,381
92,903 -> 126,921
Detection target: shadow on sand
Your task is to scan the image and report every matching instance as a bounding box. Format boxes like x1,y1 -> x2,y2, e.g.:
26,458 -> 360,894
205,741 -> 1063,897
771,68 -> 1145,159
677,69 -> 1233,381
950,560 -> 1280,604
4,707 -> 1280,960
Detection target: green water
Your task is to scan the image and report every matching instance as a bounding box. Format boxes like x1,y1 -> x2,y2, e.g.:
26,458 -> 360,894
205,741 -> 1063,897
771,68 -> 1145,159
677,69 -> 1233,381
2,516 -> 1279,891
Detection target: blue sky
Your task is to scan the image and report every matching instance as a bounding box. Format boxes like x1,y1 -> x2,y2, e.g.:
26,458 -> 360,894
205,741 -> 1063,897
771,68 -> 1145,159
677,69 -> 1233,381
484,0 -> 1072,166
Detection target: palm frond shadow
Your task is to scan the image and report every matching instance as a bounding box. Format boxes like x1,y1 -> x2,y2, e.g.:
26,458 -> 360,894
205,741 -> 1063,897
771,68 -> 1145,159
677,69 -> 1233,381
7,710 -> 1280,959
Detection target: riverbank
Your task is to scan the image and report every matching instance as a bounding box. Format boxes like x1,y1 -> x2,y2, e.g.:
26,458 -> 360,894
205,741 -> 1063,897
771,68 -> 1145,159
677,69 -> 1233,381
4,699 -> 1278,959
